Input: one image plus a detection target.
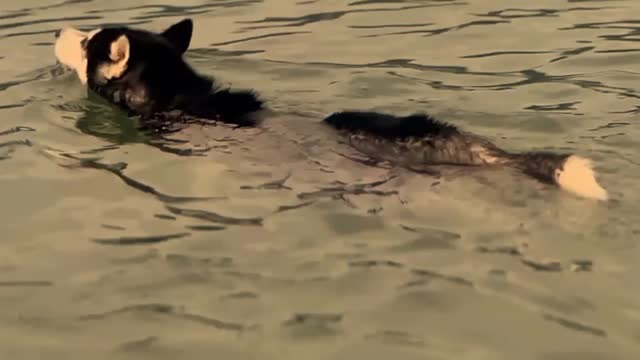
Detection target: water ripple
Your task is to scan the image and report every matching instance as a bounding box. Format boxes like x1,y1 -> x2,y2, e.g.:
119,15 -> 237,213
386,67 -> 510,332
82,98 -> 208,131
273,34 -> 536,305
237,3 -> 456,31
542,313 -> 607,338
359,19 -> 510,38
79,303 -> 246,331
474,6 -> 617,20
93,232 -> 192,246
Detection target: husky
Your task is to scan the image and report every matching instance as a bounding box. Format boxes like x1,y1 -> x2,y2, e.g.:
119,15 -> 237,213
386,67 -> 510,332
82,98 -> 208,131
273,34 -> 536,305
53,19 -> 608,201
54,19 -> 263,127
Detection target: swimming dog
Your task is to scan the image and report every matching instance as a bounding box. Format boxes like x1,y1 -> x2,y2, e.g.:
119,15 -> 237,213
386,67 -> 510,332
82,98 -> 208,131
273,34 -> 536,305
53,19 -> 608,201
54,19 -> 264,127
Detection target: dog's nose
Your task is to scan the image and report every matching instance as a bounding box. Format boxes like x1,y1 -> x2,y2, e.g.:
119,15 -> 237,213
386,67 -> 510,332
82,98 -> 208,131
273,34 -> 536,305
54,29 -> 61,38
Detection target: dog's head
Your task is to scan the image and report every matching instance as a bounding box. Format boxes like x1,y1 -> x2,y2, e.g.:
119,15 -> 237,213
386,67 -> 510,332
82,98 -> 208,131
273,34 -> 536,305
54,18 -> 193,86
54,18 -> 264,125
53,19 -> 213,116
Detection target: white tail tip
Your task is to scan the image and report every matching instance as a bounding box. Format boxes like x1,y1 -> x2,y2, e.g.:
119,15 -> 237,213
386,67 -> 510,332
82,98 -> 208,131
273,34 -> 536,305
555,155 -> 608,201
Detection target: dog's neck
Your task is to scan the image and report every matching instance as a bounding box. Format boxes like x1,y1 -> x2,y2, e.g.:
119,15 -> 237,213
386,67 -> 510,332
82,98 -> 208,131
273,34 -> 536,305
169,73 -> 216,110
143,64 -> 264,125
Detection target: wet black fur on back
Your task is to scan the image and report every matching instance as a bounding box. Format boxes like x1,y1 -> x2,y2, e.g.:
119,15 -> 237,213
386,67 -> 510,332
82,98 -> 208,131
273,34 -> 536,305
323,111 -> 459,139
85,19 -> 263,126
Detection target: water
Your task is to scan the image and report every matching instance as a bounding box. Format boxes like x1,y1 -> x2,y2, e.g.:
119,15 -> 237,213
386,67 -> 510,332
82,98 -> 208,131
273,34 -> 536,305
1,0 -> 639,359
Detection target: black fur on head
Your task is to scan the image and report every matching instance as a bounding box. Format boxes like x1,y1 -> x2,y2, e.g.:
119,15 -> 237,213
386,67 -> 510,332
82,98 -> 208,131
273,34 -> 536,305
84,18 -> 263,126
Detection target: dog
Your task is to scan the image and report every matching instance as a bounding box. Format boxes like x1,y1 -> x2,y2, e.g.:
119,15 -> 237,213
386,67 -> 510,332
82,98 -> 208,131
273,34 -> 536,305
54,19 -> 264,127
53,18 -> 608,201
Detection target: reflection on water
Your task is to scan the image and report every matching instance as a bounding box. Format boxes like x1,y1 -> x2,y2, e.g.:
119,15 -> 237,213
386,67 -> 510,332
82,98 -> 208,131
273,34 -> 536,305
1,0 -> 639,359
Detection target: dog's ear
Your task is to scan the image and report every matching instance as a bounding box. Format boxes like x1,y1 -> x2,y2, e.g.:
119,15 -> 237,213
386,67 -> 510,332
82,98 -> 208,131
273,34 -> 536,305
99,34 -> 130,80
161,18 -> 193,53
109,34 -> 130,63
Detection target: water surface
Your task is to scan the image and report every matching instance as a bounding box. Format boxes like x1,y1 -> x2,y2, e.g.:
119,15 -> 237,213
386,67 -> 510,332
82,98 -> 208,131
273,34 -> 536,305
1,0 -> 639,359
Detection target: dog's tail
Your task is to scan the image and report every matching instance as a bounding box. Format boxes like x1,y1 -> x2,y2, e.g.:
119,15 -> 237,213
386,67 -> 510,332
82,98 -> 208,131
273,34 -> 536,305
323,111 -> 608,201
505,151 -> 607,200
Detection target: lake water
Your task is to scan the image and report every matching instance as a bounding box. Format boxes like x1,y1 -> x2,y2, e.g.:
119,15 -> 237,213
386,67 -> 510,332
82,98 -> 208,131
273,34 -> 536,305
1,0 -> 639,359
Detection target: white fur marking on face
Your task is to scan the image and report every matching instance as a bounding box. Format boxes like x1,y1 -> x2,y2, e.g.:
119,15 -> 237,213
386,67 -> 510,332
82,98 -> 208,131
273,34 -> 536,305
555,155 -> 608,201
97,35 -> 130,80
54,27 -> 88,83
53,27 -> 102,85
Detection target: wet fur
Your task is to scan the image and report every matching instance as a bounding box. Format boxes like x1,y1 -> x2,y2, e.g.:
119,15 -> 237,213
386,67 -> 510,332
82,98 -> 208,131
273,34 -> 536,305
53,19 -> 608,200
